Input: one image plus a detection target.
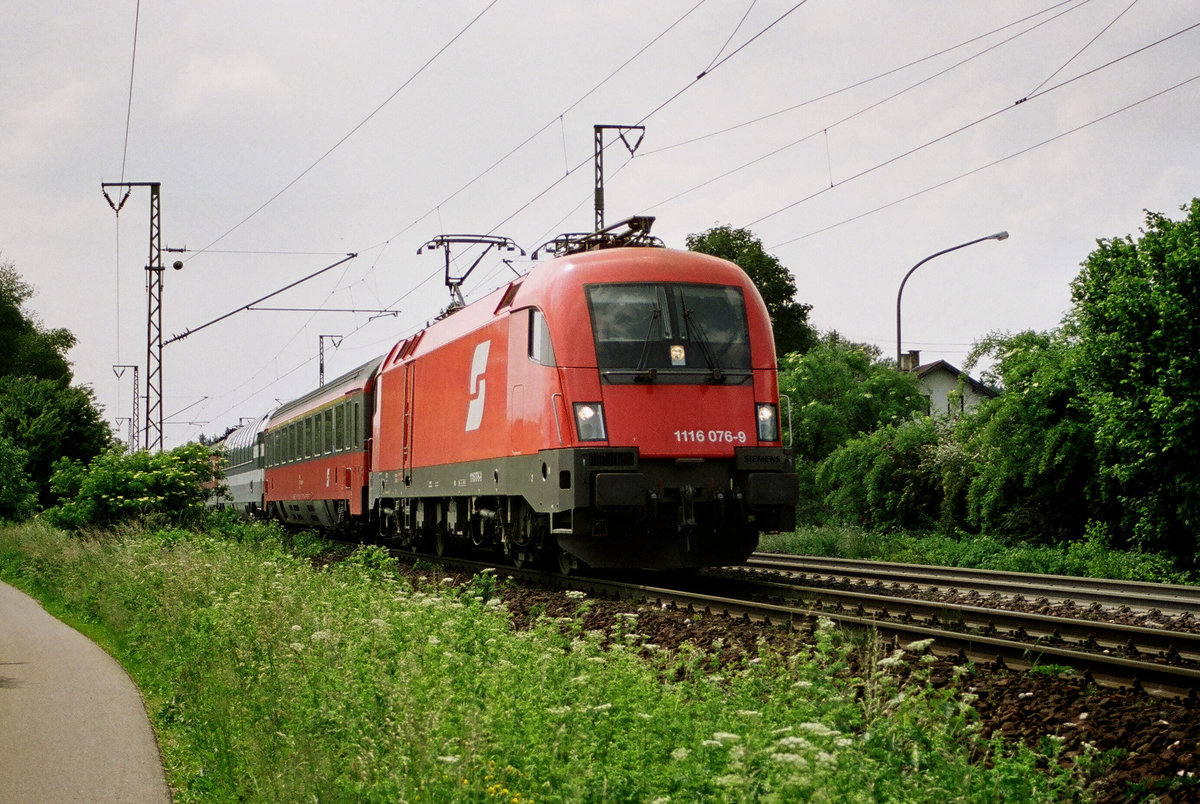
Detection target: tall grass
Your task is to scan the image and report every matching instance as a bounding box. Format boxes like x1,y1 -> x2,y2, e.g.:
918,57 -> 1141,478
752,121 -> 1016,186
0,519 -> 1088,802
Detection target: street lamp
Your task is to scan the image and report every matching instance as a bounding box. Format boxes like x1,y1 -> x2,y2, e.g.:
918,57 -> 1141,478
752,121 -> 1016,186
896,231 -> 1009,368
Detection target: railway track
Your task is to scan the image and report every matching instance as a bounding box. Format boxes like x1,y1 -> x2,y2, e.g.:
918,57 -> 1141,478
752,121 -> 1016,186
392,547 -> 1200,699
742,552 -> 1200,615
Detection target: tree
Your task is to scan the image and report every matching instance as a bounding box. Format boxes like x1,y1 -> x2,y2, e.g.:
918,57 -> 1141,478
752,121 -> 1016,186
955,330 -> 1097,542
0,259 -> 113,510
0,435 -> 37,520
1070,199 -> 1200,560
775,334 -> 926,523
0,258 -> 74,382
0,377 -> 113,508
777,334 -> 926,464
686,226 -> 817,357
816,416 -> 946,531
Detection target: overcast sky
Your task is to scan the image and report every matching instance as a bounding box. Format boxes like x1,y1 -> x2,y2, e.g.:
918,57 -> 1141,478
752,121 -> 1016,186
4,0 -> 1198,449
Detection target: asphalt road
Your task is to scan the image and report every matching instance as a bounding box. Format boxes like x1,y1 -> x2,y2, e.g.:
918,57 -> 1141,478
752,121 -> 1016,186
0,581 -> 170,803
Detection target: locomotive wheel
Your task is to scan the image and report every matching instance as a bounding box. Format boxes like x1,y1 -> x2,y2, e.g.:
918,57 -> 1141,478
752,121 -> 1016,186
555,544 -> 577,576
510,503 -> 541,569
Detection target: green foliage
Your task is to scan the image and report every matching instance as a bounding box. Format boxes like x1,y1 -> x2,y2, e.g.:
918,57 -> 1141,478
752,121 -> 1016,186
685,225 -> 818,357
0,260 -> 112,509
778,334 -> 927,464
0,435 -> 37,520
0,376 -> 114,508
956,330 -> 1097,542
1071,199 -> 1200,560
0,258 -> 74,383
762,524 -> 1192,584
816,417 -> 945,531
0,521 -> 1087,803
43,442 -> 219,530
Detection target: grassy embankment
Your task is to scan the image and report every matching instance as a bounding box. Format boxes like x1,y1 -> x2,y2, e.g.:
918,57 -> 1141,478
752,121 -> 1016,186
0,518 -> 1093,803
761,525 -> 1194,585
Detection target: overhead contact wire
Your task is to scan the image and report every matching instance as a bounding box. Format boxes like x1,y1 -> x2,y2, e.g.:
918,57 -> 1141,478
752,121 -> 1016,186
190,0 -> 504,260
771,71 -> 1200,248
745,20 -> 1200,229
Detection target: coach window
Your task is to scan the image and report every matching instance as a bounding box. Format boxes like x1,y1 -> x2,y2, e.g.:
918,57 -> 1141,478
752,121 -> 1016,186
335,405 -> 345,452
324,409 -> 333,453
528,308 -> 556,366
353,401 -> 361,448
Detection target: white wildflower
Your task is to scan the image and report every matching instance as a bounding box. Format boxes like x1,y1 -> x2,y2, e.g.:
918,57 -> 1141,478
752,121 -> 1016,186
777,736 -> 814,750
736,710 -> 761,718
565,590 -> 587,600
798,722 -> 840,737
310,630 -> 332,642
712,732 -> 741,744
436,755 -> 460,764
905,638 -> 935,653
670,747 -> 690,761
771,753 -> 807,766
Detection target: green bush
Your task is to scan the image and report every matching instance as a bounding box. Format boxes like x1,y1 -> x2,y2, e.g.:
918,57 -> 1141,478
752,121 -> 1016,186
43,442 -> 220,530
816,417 -> 944,531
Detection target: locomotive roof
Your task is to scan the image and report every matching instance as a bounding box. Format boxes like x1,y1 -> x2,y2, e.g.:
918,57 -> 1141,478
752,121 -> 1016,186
269,355 -> 384,424
222,412 -> 270,451
382,246 -> 766,369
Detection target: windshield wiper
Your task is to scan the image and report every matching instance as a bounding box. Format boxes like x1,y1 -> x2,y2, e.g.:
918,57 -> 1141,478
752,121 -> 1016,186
681,303 -> 725,383
633,304 -> 662,383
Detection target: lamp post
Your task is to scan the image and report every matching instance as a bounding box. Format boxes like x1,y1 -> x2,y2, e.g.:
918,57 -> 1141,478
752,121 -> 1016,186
896,231 -> 1008,368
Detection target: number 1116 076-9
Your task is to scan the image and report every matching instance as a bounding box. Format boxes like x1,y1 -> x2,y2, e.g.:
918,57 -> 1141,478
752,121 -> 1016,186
674,429 -> 747,444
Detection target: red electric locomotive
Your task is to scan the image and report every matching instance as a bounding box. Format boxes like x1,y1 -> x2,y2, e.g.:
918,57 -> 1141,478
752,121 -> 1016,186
369,227 -> 796,571
224,219 -> 797,572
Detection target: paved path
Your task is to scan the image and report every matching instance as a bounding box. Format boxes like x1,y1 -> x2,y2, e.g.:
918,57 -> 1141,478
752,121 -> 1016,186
0,581 -> 171,803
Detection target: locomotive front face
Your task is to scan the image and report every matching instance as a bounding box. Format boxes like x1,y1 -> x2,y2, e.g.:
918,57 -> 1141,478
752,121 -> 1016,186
544,272 -> 797,569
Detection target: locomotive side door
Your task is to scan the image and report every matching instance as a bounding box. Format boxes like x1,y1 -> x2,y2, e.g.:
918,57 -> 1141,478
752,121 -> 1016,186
402,360 -> 415,485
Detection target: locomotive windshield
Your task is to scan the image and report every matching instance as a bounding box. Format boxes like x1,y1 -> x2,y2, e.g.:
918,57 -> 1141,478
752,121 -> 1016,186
586,283 -> 751,384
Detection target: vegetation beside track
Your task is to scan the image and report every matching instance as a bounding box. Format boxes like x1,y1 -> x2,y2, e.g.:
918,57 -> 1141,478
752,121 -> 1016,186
761,525 -> 1195,585
0,518 -> 1091,803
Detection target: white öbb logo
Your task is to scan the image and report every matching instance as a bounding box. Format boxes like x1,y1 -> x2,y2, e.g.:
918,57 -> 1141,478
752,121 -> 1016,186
465,340 -> 490,431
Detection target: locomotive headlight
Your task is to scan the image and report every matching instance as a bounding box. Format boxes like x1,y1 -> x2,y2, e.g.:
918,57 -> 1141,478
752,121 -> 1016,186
573,402 -> 608,442
756,403 -> 779,441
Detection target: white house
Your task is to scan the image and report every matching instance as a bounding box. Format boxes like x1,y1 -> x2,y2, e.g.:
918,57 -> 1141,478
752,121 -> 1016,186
900,350 -> 997,417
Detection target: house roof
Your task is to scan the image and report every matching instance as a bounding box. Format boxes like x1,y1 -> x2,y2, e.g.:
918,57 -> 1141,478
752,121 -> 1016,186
913,360 -> 999,398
